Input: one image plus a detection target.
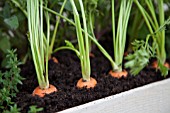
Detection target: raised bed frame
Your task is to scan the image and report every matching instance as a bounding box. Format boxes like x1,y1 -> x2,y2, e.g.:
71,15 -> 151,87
59,78 -> 170,113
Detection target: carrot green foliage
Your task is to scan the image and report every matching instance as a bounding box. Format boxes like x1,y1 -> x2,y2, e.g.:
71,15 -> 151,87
11,0 -> 27,17
133,0 -> 170,76
2,104 -> 20,113
49,1 -> 118,74
53,0 -> 104,81
49,0 -> 67,57
53,0 -> 118,81
83,0 -> 98,51
125,18 -> 170,76
112,0 -> 133,72
69,0 -> 91,81
27,0 -> 50,89
125,38 -> 157,75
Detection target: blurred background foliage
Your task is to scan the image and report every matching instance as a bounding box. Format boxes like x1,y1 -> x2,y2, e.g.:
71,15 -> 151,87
0,0 -> 28,67
0,0 -> 170,68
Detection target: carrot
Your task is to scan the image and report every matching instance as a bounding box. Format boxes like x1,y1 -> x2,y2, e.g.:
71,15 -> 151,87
77,77 -> 97,89
33,84 -> 57,97
45,56 -> 59,64
109,70 -> 128,78
152,61 -> 170,69
89,52 -> 95,58
52,57 -> 59,63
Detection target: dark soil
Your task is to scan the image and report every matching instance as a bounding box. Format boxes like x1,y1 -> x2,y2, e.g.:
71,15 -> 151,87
14,37 -> 170,113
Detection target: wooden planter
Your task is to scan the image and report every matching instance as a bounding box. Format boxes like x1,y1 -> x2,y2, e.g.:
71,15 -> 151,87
59,78 -> 170,113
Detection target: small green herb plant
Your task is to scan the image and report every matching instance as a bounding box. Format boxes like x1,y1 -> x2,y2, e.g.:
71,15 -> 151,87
2,104 -> 20,113
27,0 -> 57,97
0,49 -> 24,112
28,105 -> 43,113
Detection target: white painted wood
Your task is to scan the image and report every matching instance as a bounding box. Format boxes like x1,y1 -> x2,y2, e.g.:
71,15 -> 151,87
58,78 -> 170,113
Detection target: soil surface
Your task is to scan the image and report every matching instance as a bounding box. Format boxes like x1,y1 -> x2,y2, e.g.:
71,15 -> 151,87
14,37 -> 170,113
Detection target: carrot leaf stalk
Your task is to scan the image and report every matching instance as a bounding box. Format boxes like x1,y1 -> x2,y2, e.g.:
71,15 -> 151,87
46,2 -> 119,73
27,0 -> 50,90
112,0 -> 133,72
69,0 -> 91,81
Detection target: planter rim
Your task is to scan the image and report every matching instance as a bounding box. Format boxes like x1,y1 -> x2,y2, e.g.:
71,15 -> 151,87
58,78 -> 170,113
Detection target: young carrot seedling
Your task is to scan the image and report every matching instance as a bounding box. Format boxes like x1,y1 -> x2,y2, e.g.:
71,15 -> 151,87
70,0 -> 97,88
27,0 -> 57,97
125,18 -> 170,76
44,1 -> 121,80
108,0 -> 133,78
134,0 -> 170,76
54,0 -> 98,88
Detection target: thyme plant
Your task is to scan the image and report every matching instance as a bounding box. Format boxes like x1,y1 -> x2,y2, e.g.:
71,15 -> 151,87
0,49 -> 24,112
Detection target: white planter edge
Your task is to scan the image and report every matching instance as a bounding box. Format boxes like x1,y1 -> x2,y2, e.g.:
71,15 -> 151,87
58,78 -> 170,113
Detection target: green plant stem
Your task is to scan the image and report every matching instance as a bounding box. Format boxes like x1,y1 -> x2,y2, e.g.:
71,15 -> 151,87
44,7 -> 119,71
54,47 -> 80,57
127,9 -> 144,51
40,0 -> 44,74
44,3 -> 50,87
71,0 -> 86,80
27,0 -> 49,89
134,0 -> 166,64
11,0 -> 27,17
112,0 -> 116,51
112,0 -> 133,72
134,0 -> 154,34
49,0 -> 67,57
145,0 -> 159,29
158,0 -> 166,64
70,0 -> 90,81
89,12 -> 96,40
79,0 -> 91,81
